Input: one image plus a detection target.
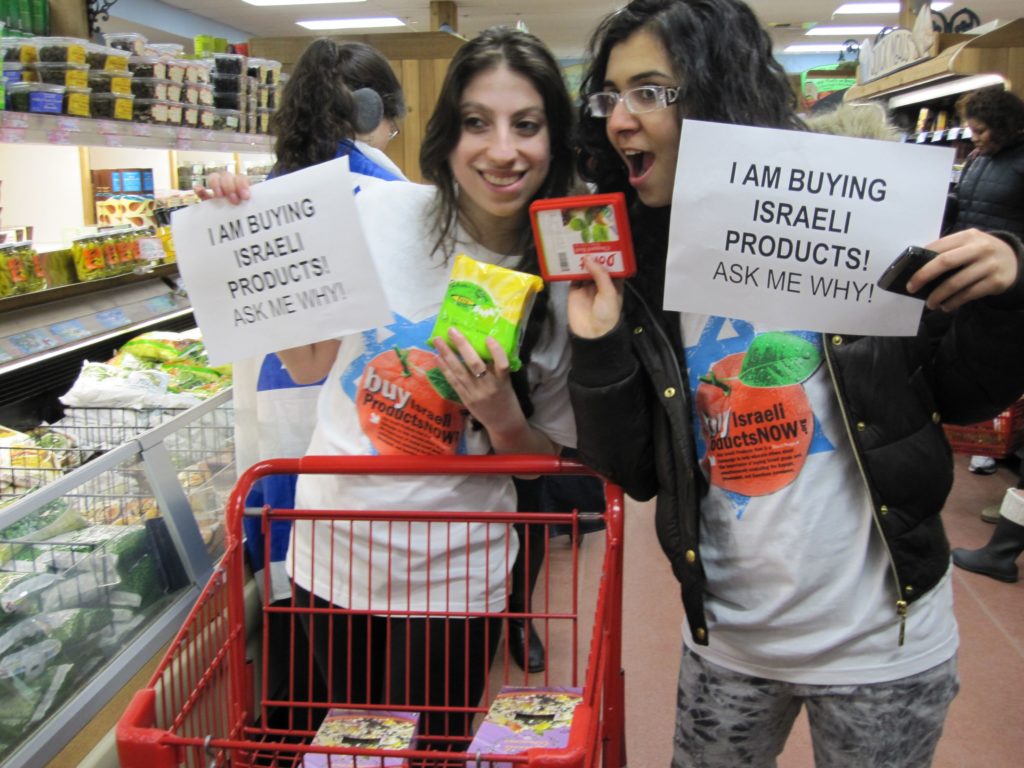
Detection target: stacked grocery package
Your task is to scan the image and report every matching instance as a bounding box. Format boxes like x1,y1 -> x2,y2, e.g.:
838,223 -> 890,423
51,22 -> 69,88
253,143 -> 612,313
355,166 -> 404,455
1,31 -> 281,133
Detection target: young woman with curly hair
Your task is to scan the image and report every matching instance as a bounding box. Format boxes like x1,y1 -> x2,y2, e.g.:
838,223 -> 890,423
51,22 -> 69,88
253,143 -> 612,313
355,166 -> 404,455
566,2 -> 1024,765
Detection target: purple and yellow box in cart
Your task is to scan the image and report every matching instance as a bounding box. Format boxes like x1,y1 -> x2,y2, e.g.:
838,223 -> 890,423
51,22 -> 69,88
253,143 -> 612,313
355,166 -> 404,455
303,708 -> 419,767
466,686 -> 583,767
529,193 -> 636,281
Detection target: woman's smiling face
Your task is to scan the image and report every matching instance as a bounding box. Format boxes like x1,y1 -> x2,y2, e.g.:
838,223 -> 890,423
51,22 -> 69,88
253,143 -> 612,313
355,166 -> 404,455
449,64 -> 551,234
603,29 -> 682,208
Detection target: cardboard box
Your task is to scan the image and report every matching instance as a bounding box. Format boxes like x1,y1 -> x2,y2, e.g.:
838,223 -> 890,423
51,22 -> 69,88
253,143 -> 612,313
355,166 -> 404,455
466,686 -> 583,767
304,708 -> 419,767
92,169 -> 156,229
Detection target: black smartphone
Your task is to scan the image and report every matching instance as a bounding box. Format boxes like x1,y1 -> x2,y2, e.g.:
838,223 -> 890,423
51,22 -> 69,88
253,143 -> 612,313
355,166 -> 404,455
877,246 -> 942,298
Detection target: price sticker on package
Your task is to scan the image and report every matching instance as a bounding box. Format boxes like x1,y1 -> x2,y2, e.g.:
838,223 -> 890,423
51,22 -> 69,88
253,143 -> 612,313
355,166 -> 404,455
529,193 -> 636,281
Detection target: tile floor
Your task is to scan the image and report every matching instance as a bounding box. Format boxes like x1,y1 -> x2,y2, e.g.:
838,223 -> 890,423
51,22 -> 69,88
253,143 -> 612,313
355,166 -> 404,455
546,451 -> 1023,767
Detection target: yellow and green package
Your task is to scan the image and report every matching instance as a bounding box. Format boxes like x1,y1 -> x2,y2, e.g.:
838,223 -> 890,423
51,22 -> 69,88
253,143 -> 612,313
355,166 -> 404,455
428,254 -> 544,372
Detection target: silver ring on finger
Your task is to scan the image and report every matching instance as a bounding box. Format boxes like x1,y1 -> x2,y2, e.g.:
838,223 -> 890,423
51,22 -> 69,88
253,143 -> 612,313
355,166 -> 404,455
473,368 -> 487,379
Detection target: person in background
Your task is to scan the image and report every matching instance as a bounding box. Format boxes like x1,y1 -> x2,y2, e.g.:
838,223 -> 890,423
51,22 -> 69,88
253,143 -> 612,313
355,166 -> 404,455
565,1 -> 1024,766
226,37 -> 407,726
943,87 -> 1024,479
205,26 -> 577,746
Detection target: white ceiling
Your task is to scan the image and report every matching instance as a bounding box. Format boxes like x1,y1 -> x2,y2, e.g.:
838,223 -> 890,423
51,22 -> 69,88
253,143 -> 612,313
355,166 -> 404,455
135,1 -> 1022,61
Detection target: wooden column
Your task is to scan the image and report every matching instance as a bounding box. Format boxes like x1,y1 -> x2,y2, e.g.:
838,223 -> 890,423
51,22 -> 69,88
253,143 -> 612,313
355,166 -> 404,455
899,0 -> 930,30
48,0 -> 90,38
430,1 -> 458,33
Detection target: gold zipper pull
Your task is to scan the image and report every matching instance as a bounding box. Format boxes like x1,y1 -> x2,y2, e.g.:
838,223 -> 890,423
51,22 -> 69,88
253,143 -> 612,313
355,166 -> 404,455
897,600 -> 908,646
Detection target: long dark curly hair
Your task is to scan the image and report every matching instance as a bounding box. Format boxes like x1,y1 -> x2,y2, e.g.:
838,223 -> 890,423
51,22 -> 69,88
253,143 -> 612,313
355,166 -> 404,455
576,0 -> 804,201
958,87 -> 1024,149
270,39 -> 407,175
419,26 -> 576,269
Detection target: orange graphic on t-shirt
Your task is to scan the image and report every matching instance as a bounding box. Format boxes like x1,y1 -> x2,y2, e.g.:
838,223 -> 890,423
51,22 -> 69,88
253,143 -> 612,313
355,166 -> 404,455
696,352 -> 813,496
357,346 -> 465,455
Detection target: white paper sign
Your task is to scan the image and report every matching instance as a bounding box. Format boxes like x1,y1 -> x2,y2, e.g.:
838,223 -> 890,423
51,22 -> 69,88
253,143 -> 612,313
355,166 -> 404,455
665,120 -> 954,336
172,157 -> 392,365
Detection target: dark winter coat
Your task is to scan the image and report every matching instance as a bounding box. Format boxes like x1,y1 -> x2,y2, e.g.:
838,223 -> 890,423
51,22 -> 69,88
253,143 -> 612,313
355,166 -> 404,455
568,211 -> 1024,646
951,135 -> 1024,239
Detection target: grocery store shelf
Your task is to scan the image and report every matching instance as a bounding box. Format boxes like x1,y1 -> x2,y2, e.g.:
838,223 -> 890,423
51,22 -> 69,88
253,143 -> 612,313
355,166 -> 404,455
0,110 -> 273,153
0,263 -> 181,316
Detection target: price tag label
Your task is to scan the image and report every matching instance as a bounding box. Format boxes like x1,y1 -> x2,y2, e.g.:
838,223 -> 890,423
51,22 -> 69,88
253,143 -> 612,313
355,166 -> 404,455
56,116 -> 81,132
47,130 -> 72,145
0,128 -> 25,143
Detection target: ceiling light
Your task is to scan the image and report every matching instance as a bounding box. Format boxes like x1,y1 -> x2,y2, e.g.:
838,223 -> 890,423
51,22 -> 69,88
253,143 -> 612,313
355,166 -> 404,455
783,43 -> 848,54
806,26 -> 884,36
833,3 -> 951,14
297,17 -> 406,31
245,0 -> 365,6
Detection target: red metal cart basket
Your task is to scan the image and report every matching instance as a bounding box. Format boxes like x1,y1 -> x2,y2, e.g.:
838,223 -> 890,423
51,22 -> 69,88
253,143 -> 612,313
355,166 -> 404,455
117,454 -> 625,767
944,399 -> 1024,458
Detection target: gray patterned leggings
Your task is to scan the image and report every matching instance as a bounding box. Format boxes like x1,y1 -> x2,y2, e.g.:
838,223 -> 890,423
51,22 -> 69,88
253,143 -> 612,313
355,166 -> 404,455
673,645 -> 959,768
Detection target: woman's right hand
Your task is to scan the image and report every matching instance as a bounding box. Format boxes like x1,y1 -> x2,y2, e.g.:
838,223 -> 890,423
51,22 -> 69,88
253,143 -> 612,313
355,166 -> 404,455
195,172 -> 252,206
567,255 -> 624,339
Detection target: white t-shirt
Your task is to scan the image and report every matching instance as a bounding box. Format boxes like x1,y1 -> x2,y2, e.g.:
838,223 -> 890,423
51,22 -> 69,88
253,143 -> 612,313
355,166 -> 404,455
289,182 -> 576,614
680,314 -> 957,685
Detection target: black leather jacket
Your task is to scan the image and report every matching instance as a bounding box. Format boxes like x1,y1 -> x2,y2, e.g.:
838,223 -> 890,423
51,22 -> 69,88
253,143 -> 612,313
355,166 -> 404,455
569,231 -> 1024,646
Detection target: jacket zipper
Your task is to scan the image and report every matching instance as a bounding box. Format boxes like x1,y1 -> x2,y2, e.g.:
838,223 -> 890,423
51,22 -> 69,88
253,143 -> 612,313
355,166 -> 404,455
822,333 -> 908,647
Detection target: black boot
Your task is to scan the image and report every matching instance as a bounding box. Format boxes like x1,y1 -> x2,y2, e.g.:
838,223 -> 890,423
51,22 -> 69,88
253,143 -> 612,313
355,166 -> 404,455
508,617 -> 545,673
952,516 -> 1024,583
510,479 -> 546,673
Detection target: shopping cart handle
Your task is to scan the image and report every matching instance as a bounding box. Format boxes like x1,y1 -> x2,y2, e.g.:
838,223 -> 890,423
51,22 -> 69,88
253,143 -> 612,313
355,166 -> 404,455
117,689 -> 179,768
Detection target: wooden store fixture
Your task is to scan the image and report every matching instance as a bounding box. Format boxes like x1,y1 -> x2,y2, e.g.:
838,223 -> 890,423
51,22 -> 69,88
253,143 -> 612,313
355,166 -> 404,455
844,19 -> 1024,104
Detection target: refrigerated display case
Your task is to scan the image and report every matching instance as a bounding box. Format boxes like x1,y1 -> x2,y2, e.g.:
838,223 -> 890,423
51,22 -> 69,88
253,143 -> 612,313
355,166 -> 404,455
0,389 -> 236,768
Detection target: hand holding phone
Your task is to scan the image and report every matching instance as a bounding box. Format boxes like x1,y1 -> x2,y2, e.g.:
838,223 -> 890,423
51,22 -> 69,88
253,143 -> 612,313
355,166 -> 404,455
877,246 -> 944,298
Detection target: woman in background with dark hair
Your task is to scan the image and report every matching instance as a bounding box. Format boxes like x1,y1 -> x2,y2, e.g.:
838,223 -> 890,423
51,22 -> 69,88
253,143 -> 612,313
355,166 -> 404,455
565,1 -> 1024,766
270,38 -> 406,180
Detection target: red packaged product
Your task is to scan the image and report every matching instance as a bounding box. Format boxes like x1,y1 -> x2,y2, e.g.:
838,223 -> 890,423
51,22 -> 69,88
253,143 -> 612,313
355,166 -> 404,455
529,192 -> 636,281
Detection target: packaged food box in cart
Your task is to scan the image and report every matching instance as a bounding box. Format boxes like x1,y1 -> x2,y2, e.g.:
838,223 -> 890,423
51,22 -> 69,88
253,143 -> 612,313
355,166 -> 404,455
466,686 -> 583,767
303,708 -> 419,767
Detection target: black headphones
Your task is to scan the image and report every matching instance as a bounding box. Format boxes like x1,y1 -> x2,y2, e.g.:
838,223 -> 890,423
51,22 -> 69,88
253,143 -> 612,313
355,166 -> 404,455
351,87 -> 384,134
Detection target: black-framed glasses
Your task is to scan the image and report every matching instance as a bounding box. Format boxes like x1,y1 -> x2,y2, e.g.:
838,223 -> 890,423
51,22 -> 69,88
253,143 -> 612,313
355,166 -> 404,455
586,85 -> 680,117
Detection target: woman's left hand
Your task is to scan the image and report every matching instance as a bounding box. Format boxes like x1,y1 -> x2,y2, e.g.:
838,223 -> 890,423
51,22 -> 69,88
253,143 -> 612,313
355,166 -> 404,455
431,328 -> 518,422
917,228 -> 1020,311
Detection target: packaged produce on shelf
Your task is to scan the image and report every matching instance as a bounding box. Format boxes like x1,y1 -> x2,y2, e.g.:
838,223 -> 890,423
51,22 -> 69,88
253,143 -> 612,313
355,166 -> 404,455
90,90 -> 133,119
130,76 -> 169,100
6,80 -> 63,114
62,84 -> 90,117
30,60 -> 86,87
70,234 -> 107,281
31,37 -> 86,65
207,51 -> 246,76
211,106 -> 241,132
2,62 -> 35,86
126,54 -> 165,80
86,68 -> 132,95
60,330 -> 232,409
131,96 -> 171,124
0,240 -> 43,296
83,43 -> 129,72
0,39 -> 38,65
102,31 -> 147,57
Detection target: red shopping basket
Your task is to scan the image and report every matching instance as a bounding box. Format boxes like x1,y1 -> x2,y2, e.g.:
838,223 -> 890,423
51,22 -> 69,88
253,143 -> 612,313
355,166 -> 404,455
117,455 -> 625,767
944,399 -> 1024,458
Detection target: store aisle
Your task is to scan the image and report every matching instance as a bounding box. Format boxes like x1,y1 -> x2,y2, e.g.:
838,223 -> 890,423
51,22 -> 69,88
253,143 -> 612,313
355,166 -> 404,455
553,452 -> 1023,767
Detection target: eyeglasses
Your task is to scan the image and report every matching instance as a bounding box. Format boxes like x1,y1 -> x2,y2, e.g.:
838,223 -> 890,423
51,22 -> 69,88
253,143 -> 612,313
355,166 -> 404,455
586,85 -> 680,117
387,121 -> 400,141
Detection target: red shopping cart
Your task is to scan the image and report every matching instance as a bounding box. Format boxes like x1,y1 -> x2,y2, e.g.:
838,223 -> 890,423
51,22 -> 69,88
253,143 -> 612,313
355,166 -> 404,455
117,454 -> 625,767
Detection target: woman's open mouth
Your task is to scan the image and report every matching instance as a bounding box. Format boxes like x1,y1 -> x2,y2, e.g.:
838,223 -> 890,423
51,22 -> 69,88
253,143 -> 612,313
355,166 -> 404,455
624,150 -> 654,182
